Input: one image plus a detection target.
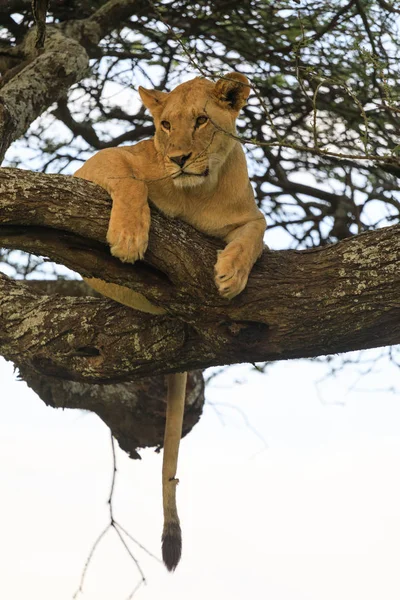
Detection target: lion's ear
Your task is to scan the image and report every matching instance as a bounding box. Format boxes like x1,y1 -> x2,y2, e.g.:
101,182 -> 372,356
138,87 -> 168,113
214,73 -> 250,112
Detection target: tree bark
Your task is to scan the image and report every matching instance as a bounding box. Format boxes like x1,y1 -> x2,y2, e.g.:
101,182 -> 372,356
0,29 -> 88,161
18,366 -> 204,458
3,273 -> 205,457
1,167 -> 400,383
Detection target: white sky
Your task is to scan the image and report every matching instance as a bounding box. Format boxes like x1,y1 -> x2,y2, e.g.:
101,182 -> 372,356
1,354 -> 400,600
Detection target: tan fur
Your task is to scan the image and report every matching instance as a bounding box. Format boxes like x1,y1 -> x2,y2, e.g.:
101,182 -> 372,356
75,72 -> 266,570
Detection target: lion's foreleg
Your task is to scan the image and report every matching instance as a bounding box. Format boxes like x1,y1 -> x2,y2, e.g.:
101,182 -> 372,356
215,217 -> 266,298
75,149 -> 150,264
161,371 -> 187,571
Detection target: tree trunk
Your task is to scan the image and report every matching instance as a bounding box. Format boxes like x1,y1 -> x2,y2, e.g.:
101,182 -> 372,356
1,166 -> 399,381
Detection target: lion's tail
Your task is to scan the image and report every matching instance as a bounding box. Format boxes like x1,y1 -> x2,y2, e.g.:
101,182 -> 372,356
161,372 -> 187,571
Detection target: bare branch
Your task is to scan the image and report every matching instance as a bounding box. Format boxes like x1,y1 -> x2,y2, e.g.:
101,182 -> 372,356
32,0 -> 50,49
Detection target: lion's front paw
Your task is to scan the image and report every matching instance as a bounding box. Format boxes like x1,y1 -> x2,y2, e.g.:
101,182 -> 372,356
108,227 -> 148,263
107,206 -> 150,263
214,246 -> 250,299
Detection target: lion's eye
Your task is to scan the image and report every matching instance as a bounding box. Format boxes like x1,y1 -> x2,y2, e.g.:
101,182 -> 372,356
161,120 -> 171,131
195,116 -> 208,127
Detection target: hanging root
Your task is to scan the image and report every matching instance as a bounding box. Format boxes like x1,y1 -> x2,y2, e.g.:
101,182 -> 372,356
161,372 -> 187,571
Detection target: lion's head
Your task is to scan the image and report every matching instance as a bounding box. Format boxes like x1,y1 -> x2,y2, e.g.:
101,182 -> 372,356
138,73 -> 250,189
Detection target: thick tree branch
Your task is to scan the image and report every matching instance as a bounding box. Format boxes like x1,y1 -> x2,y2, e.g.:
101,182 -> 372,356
61,0 -> 151,55
83,0 -> 146,32
0,272 -> 186,381
0,28 -> 88,161
1,167 -> 400,384
9,270 -> 205,456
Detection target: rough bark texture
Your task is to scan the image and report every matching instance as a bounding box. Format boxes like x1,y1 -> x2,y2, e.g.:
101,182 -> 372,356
0,29 -> 88,161
1,249 -> 205,456
18,366 -> 204,458
1,167 -> 400,384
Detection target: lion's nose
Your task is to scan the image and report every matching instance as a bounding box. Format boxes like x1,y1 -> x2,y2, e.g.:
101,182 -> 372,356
169,153 -> 192,167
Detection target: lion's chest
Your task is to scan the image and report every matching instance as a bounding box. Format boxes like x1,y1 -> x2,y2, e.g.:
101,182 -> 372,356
147,184 -> 233,240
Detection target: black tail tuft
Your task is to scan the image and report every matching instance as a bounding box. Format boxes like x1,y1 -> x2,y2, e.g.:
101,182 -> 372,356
162,521 -> 182,571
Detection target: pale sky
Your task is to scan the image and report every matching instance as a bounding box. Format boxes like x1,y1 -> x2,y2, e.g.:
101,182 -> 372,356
1,355 -> 400,600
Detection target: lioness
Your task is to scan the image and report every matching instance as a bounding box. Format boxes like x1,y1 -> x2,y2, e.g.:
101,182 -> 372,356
75,72 -> 266,570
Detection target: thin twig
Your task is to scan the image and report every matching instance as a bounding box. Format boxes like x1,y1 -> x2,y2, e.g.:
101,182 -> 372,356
114,521 -> 162,563
72,525 -> 111,599
72,431 -> 156,599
